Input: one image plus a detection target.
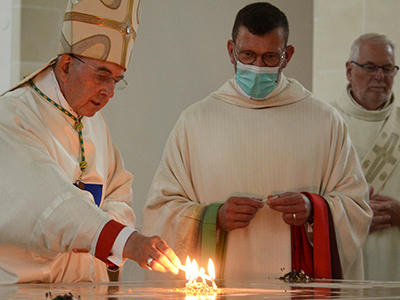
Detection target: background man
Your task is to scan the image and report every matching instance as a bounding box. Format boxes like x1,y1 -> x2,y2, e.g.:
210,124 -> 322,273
330,33 -> 400,281
0,0 -> 180,283
142,2 -> 371,281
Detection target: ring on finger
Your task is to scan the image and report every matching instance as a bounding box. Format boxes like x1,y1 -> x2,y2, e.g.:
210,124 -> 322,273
293,213 -> 297,220
145,257 -> 153,270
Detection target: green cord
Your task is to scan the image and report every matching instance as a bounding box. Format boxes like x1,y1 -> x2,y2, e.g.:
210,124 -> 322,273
29,80 -> 87,179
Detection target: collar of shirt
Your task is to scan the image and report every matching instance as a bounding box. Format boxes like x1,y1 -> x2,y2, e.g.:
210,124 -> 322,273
32,66 -> 79,118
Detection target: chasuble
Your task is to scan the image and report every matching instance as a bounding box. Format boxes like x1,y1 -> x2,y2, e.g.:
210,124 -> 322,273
332,86 -> 400,281
142,76 -> 372,281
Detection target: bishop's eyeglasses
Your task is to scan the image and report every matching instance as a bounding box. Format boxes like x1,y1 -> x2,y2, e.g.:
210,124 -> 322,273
351,61 -> 399,77
71,54 -> 128,90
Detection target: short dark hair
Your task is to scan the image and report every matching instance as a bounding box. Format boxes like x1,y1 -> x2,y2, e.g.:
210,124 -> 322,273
231,2 -> 289,45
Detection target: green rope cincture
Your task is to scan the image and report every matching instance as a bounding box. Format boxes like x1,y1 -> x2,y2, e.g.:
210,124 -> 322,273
29,80 -> 87,178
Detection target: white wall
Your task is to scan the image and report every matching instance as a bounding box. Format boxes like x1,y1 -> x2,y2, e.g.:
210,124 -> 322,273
0,1 -> 15,93
313,0 -> 400,104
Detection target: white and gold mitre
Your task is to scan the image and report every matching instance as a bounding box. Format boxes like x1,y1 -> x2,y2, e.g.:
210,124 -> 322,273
4,0 -> 142,94
58,0 -> 142,70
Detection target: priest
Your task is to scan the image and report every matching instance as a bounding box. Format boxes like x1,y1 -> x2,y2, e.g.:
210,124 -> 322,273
142,2 -> 372,281
330,33 -> 400,281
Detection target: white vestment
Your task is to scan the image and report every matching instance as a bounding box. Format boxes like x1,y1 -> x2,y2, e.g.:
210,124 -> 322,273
0,67 -> 135,283
142,77 -> 372,281
332,86 -> 400,281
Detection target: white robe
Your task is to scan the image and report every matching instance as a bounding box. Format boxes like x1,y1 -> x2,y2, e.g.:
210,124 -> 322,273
142,77 -> 372,281
0,68 -> 135,283
332,86 -> 400,281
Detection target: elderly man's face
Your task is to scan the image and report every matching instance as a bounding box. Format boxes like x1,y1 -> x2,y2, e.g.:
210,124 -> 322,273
346,41 -> 396,110
61,55 -> 125,117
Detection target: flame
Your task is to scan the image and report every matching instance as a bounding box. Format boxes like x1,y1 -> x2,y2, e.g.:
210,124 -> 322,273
191,259 -> 199,277
184,257 -> 205,282
208,258 -> 215,280
185,256 -> 191,280
176,256 -> 221,297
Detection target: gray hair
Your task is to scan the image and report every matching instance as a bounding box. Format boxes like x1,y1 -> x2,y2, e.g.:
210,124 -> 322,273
348,33 -> 396,61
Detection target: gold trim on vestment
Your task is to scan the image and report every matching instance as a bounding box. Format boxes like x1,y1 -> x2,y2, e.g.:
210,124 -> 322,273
361,107 -> 400,194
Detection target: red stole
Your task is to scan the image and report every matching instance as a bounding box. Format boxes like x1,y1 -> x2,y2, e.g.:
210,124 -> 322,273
291,192 -> 343,279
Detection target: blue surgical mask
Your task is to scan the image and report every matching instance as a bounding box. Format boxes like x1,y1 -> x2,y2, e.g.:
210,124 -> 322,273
234,61 -> 279,99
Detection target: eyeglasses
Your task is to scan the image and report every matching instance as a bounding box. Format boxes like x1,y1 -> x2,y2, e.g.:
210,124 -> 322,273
351,61 -> 399,77
234,45 -> 285,67
71,55 -> 127,90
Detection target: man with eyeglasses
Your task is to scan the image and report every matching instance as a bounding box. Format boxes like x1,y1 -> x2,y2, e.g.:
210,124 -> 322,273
0,0 -> 181,284
330,33 -> 400,281
142,2 -> 371,282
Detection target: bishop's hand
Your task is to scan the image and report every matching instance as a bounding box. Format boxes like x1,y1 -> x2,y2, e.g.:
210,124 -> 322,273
123,231 -> 181,274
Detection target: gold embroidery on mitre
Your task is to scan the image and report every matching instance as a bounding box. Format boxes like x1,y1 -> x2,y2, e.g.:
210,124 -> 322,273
64,0 -> 140,68
101,0 -> 122,10
60,32 -> 111,60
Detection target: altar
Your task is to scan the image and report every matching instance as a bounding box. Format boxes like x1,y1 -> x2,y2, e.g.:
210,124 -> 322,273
1,278 -> 400,299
